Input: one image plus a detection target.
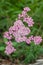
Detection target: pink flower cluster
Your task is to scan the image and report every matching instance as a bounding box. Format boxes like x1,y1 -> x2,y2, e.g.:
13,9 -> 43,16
4,20 -> 31,43
18,7 -> 34,27
26,36 -> 42,45
3,7 -> 42,55
34,36 -> 42,45
4,31 -> 12,40
5,41 -> 16,55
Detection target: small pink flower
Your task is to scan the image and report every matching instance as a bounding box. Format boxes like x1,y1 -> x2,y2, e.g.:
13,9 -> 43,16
22,11 -> 27,17
28,19 -> 34,27
18,14 -> 23,19
3,31 -> 9,37
22,36 -> 27,41
26,38 -> 31,44
14,20 -> 24,27
9,26 -> 13,34
24,7 -> 31,12
26,35 -> 34,44
23,16 -> 29,23
28,21 -> 34,27
18,11 -> 27,19
29,35 -> 34,41
23,17 -> 34,27
5,45 -> 16,55
33,36 -> 42,45
5,41 -> 12,45
3,31 -> 12,40
15,35 -> 21,43
15,36 -> 27,43
18,27 -> 30,36
18,7 -> 30,19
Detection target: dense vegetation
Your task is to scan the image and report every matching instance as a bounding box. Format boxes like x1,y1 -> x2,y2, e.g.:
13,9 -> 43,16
0,0 -> 43,64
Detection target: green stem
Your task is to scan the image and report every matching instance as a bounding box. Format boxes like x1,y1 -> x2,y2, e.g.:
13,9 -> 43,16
36,25 -> 42,35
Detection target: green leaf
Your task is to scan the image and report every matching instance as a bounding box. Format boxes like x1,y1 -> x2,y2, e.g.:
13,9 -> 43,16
0,46 -> 5,51
12,41 -> 17,47
4,38 -> 8,42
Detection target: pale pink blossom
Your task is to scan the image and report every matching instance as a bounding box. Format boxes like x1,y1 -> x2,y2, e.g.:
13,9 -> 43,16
9,26 -> 13,34
24,7 -> 31,12
26,38 -> 31,44
23,17 -> 34,27
33,36 -> 42,45
15,36 -> 27,43
5,45 -> 16,55
3,31 -> 12,40
29,35 -> 34,41
28,17 -> 34,27
22,11 -> 27,17
18,7 -> 30,19
23,16 -> 30,23
18,14 -> 23,19
5,41 -> 12,45
14,20 -> 24,27
28,21 -> 34,27
18,11 -> 27,19
18,27 -> 30,36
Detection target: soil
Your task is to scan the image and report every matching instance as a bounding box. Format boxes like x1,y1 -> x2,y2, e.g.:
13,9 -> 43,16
0,56 -> 43,65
